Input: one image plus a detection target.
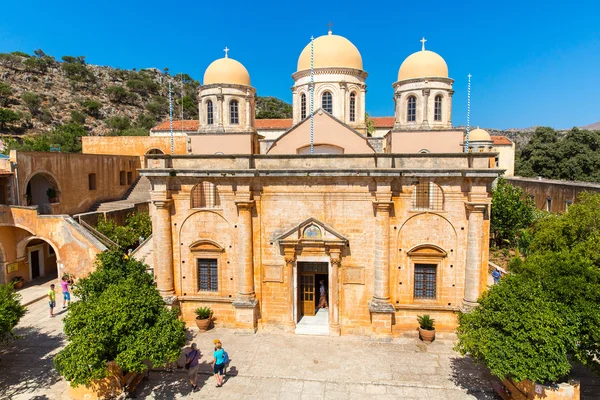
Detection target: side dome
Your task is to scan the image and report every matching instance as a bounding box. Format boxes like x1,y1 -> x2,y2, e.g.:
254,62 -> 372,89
469,128 -> 492,141
203,57 -> 250,86
297,32 -> 363,71
398,50 -> 448,81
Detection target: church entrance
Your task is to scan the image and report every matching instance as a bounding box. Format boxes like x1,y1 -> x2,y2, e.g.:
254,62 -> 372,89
295,262 -> 329,335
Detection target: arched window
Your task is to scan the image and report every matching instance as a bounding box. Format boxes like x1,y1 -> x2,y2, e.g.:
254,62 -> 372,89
407,96 -> 416,122
301,93 -> 307,120
190,181 -> 220,209
206,100 -> 214,125
349,92 -> 356,122
229,100 -> 239,124
321,91 -> 332,114
412,180 -> 444,210
434,95 -> 442,121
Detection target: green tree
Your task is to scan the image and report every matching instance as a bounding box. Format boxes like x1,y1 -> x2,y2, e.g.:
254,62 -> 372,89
256,96 -> 292,119
21,92 -> 41,114
5,123 -> 87,153
105,85 -> 128,103
81,100 -> 102,118
0,82 -> 13,106
365,112 -> 375,137
70,110 -> 86,125
145,96 -> 168,117
177,95 -> 198,119
0,53 -> 21,69
54,248 -> 185,386
105,115 -> 131,135
61,55 -> 95,83
95,212 -> 151,250
136,113 -> 156,130
0,108 -> 20,129
11,51 -> 30,58
0,283 -> 27,343
22,49 -> 55,73
120,128 -> 149,136
490,178 -> 535,248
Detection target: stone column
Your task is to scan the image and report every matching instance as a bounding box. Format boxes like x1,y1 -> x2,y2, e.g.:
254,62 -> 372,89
393,92 -> 402,129
291,88 -> 298,124
369,192 -> 395,340
153,199 -> 174,296
232,198 -> 258,332
197,92 -> 204,129
462,203 -> 487,310
328,247 -> 341,336
216,93 -> 224,128
245,95 -> 251,130
359,85 -> 366,124
421,88 -> 430,129
284,248 -> 296,331
339,82 -> 347,123
447,90 -> 454,128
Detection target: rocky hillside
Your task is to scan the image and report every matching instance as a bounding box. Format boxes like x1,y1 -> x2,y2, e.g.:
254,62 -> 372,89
0,50 -> 292,139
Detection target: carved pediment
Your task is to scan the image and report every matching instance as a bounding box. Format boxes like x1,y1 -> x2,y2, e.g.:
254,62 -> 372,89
276,217 -> 348,245
407,244 -> 447,258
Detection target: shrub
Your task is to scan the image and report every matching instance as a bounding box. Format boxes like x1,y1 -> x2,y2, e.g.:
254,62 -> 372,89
0,108 -> 20,129
119,128 -> 149,136
11,51 -> 30,58
0,82 -> 13,106
0,283 -> 27,343
145,96 -> 168,117
81,100 -> 102,118
105,115 -> 131,135
105,85 -> 128,103
195,306 -> 213,320
0,53 -> 21,69
136,113 -> 156,130
21,92 -> 41,114
70,110 -> 86,125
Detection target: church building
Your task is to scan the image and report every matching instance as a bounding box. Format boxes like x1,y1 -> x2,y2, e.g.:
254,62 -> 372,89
141,30 -> 501,338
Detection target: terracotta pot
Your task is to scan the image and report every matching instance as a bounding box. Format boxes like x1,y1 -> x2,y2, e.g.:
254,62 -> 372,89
195,318 -> 211,332
14,281 -> 24,289
419,327 -> 436,343
49,197 -> 57,203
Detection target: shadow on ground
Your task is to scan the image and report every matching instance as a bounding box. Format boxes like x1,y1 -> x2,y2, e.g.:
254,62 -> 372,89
450,356 -> 501,400
0,326 -> 65,398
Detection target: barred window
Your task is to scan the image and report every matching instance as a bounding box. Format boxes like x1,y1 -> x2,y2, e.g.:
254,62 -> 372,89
197,258 -> 218,291
349,92 -> 356,122
206,100 -> 214,125
301,93 -> 307,120
434,95 -> 442,121
412,181 -> 444,210
414,264 -> 436,299
407,96 -> 416,122
322,91 -> 332,114
190,181 -> 220,208
230,100 -> 239,124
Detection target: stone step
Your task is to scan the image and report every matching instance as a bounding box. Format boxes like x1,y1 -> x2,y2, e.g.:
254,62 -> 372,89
294,309 -> 330,336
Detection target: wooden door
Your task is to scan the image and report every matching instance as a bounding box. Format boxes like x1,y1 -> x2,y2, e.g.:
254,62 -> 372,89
31,250 -> 40,279
300,274 -> 315,316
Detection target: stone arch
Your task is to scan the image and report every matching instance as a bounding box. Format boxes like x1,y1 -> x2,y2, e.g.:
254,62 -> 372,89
296,144 -> 344,155
16,235 -> 61,281
145,148 -> 165,155
189,239 -> 225,252
24,170 -> 61,208
16,235 -> 61,261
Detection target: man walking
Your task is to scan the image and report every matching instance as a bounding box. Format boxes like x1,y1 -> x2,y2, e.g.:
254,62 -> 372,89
48,284 -> 56,317
186,343 -> 201,392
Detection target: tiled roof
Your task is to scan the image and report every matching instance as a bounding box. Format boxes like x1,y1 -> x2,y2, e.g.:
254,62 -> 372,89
491,136 -> 512,145
151,120 -> 199,131
371,117 -> 395,128
255,119 -> 293,129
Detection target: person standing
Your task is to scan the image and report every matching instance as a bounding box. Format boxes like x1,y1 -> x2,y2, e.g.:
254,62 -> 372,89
492,268 -> 502,284
185,343 -> 201,392
317,280 -> 328,309
61,276 -> 71,309
48,284 -> 56,317
211,339 -> 227,387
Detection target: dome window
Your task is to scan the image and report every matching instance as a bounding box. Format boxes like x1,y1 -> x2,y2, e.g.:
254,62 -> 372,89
349,92 -> 356,122
301,93 -> 307,120
206,100 -> 214,125
434,95 -> 442,121
230,100 -> 239,124
407,96 -> 416,122
322,91 -> 333,114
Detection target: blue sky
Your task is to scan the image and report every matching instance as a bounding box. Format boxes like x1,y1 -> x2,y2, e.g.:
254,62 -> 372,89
1,0 -> 599,129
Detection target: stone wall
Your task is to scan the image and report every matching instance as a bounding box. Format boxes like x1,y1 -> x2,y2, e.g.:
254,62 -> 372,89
82,136 -> 188,159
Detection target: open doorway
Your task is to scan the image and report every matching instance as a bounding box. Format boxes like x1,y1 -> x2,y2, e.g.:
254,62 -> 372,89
296,261 -> 329,335
26,239 -> 57,282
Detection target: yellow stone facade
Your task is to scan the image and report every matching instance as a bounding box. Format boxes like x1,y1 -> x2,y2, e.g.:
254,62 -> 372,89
144,154 -> 496,338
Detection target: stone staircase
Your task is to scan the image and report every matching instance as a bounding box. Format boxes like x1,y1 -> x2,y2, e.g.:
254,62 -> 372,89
131,234 -> 154,271
89,176 -> 151,212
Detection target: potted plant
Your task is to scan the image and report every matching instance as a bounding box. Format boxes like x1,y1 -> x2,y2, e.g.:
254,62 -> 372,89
417,314 -> 436,343
11,276 -> 25,289
47,188 -> 58,203
194,306 -> 213,332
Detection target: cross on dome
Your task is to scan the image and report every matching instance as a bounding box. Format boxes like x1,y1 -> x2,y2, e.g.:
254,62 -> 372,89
223,47 -> 229,58
420,37 -> 427,51
328,21 -> 333,35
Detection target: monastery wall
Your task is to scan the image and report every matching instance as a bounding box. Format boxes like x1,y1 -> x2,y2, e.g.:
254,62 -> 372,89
82,136 -> 188,158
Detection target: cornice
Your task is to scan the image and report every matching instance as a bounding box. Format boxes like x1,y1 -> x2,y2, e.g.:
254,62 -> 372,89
292,67 -> 368,80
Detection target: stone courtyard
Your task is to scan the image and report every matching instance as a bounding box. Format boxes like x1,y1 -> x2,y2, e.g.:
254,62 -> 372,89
1,296 -> 599,400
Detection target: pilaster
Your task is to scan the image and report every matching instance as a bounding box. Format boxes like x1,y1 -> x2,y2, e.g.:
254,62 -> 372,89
421,88 -> 430,129
152,198 -> 175,297
328,247 -> 342,336
462,203 -> 487,311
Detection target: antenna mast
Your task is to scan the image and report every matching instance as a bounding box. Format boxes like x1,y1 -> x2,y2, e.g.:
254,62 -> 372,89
169,81 -> 174,155
310,35 -> 315,155
465,73 -> 471,153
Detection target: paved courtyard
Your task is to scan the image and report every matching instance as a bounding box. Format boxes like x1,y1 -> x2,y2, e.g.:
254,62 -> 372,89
1,296 -> 598,399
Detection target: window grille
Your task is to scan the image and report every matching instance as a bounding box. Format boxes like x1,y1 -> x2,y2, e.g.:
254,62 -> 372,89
230,100 -> 239,124
434,95 -> 442,121
412,181 -> 444,210
197,258 -> 218,291
407,96 -> 416,122
301,93 -> 307,120
207,100 -> 214,125
349,92 -> 356,122
322,91 -> 332,114
190,181 -> 220,208
414,264 -> 436,299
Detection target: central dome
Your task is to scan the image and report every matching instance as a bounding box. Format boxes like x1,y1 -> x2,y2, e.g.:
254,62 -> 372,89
203,57 -> 250,86
297,32 -> 363,71
398,50 -> 448,81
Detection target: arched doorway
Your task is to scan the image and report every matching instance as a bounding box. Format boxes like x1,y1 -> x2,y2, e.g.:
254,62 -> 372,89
145,148 -> 165,168
25,238 -> 58,281
26,172 -> 59,212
